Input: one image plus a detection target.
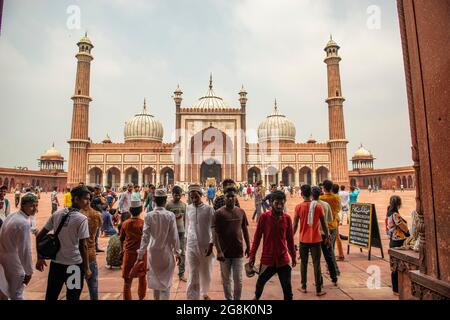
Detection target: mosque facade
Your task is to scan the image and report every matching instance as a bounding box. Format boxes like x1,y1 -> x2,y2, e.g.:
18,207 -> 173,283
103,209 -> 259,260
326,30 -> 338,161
67,34 -> 350,188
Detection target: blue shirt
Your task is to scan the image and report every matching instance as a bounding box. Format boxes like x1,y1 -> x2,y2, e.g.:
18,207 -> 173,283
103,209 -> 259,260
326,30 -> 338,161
207,187 -> 216,199
349,188 -> 360,204
101,210 -> 114,231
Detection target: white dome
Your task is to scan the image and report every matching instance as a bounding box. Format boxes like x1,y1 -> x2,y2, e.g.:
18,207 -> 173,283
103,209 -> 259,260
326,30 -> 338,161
42,143 -> 62,159
124,99 -> 163,143
257,100 -> 296,143
353,144 -> 372,158
192,75 -> 230,109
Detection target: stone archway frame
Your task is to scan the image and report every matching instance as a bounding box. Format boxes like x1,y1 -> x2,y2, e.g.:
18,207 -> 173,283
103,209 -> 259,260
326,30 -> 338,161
124,166 -> 139,186
160,166 -> 175,187
281,166 -> 296,187
315,165 -> 330,185
299,165 -> 313,186
88,166 -> 103,185
247,166 -> 262,184
188,127 -> 235,182
142,166 -> 157,186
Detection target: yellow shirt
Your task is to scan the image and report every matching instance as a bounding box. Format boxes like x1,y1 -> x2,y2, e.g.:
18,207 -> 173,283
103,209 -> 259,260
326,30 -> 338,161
319,193 -> 341,230
64,192 -> 72,207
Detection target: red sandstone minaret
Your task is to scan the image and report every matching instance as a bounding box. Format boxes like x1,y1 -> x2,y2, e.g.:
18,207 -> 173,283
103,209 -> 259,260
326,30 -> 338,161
67,33 -> 94,186
324,36 -> 349,186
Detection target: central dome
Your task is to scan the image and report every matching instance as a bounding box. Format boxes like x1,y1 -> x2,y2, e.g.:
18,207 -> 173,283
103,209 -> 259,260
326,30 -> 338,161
193,74 -> 229,109
257,100 -> 296,143
124,99 -> 163,143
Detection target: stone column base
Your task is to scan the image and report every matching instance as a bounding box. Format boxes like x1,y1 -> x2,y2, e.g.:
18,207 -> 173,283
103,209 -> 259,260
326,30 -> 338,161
389,248 -> 419,300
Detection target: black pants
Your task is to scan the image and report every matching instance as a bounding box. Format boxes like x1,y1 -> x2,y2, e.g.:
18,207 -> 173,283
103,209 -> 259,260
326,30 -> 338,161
45,262 -> 84,300
390,239 -> 405,293
51,204 -> 58,214
300,242 -> 322,292
255,265 -> 292,300
320,235 -> 338,283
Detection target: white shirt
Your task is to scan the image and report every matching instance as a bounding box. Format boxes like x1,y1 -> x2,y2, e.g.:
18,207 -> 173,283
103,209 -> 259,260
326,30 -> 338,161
44,208 -> 89,265
0,211 -> 33,276
339,191 -> 350,207
119,191 -> 132,212
137,207 -> 180,260
137,207 -> 180,290
185,203 -> 214,250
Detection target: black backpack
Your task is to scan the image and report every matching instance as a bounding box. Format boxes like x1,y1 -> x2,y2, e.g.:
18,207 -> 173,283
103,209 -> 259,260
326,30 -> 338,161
37,209 -> 71,260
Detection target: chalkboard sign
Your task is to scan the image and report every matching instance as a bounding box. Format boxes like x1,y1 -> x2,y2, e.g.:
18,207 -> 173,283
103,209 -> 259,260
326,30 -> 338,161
347,202 -> 384,260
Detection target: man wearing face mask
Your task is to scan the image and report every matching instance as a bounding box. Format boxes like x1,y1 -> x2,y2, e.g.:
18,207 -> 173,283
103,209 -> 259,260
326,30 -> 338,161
249,190 -> 296,300
0,193 -> 38,300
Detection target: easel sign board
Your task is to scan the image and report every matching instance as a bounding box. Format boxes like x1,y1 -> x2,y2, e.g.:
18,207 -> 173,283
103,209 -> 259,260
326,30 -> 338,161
348,203 -> 372,248
348,202 -> 384,260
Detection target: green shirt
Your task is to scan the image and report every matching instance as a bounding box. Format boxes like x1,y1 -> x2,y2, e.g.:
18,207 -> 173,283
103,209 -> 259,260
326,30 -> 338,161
166,200 -> 186,233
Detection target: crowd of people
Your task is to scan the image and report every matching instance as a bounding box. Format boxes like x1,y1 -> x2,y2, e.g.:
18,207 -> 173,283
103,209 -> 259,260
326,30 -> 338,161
0,177 -> 409,300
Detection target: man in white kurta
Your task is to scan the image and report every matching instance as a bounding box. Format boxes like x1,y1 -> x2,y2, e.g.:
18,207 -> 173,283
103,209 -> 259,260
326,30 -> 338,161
137,188 -> 180,300
186,184 -> 215,300
0,193 -> 38,300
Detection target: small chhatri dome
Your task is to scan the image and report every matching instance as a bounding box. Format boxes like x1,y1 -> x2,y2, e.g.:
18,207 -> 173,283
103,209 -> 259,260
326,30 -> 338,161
193,74 -> 229,109
257,99 -> 296,143
353,144 -> 373,158
124,98 -> 163,143
325,34 -> 339,48
78,32 -> 93,46
41,143 -> 63,160
307,134 -> 317,144
174,84 -> 183,94
102,134 -> 112,144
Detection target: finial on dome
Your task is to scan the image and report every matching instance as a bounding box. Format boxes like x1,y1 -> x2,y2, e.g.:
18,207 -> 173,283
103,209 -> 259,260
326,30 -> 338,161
209,73 -> 213,90
274,99 -> 278,110
143,98 -> 148,113
52,142 -> 55,148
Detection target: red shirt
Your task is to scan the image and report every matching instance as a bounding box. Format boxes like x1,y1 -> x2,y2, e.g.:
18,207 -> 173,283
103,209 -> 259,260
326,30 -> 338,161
249,210 -> 296,267
294,201 -> 324,244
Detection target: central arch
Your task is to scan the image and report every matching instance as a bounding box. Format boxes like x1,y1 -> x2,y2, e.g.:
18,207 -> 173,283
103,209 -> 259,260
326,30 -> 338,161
188,126 -> 234,183
200,158 -> 222,185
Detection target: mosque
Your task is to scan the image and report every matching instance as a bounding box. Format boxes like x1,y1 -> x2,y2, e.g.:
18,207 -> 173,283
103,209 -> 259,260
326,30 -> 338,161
0,34 -> 414,192
66,34 -> 349,188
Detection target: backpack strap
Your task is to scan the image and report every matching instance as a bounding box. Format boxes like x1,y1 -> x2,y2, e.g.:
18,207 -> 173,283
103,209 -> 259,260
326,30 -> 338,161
54,209 -> 71,236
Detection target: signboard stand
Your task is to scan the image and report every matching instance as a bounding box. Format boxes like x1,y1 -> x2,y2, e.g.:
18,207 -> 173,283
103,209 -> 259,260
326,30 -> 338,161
347,203 -> 384,261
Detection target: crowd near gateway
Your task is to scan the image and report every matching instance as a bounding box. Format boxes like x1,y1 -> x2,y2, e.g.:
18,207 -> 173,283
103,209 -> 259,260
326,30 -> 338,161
0,34 -> 412,301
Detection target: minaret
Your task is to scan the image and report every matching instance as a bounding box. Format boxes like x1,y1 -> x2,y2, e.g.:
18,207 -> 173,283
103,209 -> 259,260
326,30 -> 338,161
67,33 -> 94,186
324,36 -> 349,186
239,85 -> 248,182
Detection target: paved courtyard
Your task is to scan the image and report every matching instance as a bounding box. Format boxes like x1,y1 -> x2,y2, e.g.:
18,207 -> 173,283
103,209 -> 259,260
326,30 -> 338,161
4,189 -> 416,300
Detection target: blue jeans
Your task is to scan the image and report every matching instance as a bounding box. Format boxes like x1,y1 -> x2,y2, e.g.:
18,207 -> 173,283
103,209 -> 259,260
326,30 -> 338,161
86,261 -> 99,300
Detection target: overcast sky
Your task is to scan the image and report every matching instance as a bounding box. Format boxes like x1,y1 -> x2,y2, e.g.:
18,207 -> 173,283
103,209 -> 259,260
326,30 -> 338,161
0,0 -> 412,170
